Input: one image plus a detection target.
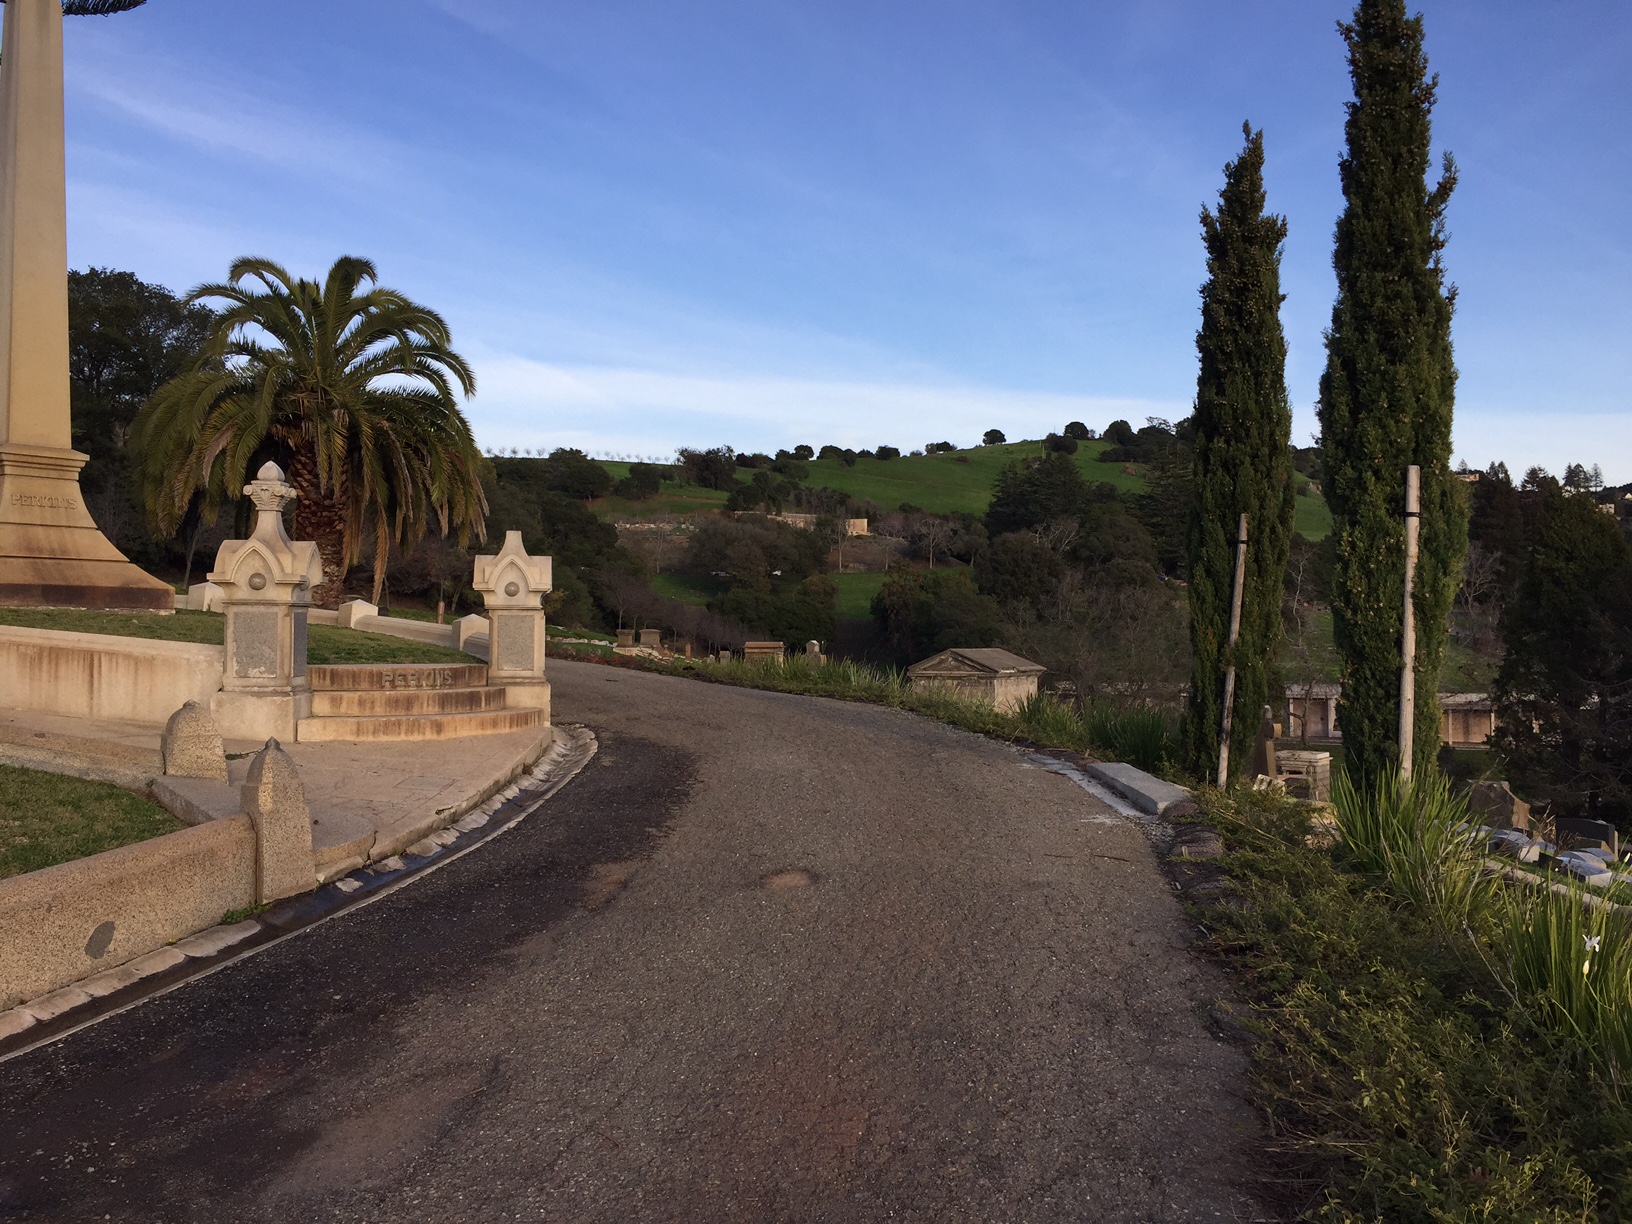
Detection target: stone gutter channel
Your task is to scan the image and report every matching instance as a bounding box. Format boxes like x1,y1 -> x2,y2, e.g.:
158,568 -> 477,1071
0,726 -> 597,1064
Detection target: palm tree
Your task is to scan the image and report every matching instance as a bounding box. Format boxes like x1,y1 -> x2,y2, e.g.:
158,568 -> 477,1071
133,256 -> 488,607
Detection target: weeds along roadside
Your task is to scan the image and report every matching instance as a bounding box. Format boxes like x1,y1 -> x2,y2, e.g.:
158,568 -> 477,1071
1195,782 -> 1632,1220
546,642 -> 1180,770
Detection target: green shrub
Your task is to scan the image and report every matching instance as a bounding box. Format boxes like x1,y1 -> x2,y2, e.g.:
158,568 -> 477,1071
1198,788 -> 1619,1220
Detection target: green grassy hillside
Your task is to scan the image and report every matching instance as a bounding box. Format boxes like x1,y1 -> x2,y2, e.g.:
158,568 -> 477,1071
1294,491 -> 1332,539
804,440 -> 1145,515
593,442 -> 1331,539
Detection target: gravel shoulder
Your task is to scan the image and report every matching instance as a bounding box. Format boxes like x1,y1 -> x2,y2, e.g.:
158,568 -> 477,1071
0,659 -> 1262,1222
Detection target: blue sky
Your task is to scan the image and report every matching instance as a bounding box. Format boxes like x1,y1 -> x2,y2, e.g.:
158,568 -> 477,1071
55,1 -> 1632,478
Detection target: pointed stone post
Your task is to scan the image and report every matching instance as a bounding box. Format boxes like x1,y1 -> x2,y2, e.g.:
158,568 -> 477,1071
0,0 -> 170,610
471,530 -> 551,718
240,738 -> 315,903
208,463 -> 322,741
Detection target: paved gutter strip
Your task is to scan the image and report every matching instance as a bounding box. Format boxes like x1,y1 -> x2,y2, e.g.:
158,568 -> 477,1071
0,725 -> 597,1063
1022,752 -> 1155,823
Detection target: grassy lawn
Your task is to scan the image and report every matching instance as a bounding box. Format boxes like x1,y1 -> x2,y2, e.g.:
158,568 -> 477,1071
832,570 -> 888,620
0,764 -> 183,879
307,625 -> 469,664
650,572 -> 725,606
653,569 -> 884,622
0,607 -> 226,645
0,608 -> 471,665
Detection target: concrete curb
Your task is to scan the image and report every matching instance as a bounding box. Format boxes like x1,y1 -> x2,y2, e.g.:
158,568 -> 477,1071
1078,761 -> 1193,818
0,725 -> 598,1063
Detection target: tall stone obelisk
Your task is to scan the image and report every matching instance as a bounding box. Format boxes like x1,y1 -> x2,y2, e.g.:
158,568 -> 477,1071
0,0 -> 171,609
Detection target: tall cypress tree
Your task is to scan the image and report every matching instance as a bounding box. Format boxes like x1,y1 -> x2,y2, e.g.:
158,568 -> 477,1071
1319,0 -> 1466,785
1185,125 -> 1295,780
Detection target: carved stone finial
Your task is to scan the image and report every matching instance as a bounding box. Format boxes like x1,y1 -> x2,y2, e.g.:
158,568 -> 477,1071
244,463 -> 298,520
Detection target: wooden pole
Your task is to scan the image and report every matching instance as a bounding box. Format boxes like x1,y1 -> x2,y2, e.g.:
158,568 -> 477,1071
1217,513 -> 1249,788
1399,465 -> 1421,780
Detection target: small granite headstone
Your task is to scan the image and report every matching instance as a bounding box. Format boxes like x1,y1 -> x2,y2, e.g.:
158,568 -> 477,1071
1468,780 -> 1530,831
1556,817 -> 1618,857
160,700 -> 227,781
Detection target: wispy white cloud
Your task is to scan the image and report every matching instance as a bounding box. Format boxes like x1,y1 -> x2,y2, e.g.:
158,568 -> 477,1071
66,31 -> 400,185
465,355 -> 1181,458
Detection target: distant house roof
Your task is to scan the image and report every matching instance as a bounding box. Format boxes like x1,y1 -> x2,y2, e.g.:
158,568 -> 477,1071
907,648 -> 1045,677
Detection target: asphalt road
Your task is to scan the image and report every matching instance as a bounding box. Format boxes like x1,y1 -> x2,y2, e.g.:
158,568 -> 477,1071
0,660 -> 1263,1222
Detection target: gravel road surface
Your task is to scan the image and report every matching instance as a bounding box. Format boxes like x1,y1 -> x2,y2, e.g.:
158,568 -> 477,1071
0,659 -> 1263,1222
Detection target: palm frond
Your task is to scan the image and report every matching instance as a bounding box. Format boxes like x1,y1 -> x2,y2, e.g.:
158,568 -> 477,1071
61,0 -> 147,15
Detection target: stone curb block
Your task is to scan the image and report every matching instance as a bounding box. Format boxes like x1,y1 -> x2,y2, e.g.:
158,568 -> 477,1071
1078,761 -> 1192,818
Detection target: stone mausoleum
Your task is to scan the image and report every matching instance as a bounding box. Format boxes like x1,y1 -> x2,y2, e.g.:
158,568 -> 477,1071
906,648 -> 1045,713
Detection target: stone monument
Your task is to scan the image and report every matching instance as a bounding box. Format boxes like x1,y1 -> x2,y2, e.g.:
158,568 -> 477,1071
0,0 -> 171,609
471,530 -> 551,715
160,700 -> 227,782
208,463 -> 322,741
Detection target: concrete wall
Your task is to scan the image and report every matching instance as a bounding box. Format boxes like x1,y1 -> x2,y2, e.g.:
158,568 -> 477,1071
353,614 -> 458,648
0,624 -> 222,724
0,815 -> 255,1010
909,673 -> 1037,713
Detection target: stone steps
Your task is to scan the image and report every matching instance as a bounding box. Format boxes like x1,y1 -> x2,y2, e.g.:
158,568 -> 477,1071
297,705 -> 543,743
309,686 -> 506,717
307,663 -> 489,691
298,663 -> 541,742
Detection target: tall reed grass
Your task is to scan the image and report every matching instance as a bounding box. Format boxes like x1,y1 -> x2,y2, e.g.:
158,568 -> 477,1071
1333,763 -> 1632,1098
1331,766 -> 1495,937
1499,879 -> 1632,1096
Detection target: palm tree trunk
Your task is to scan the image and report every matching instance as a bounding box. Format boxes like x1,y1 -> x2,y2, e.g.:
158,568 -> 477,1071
286,449 -> 349,607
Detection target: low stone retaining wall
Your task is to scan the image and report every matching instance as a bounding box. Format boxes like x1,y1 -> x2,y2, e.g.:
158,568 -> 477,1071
0,815 -> 256,1010
0,625 -> 222,725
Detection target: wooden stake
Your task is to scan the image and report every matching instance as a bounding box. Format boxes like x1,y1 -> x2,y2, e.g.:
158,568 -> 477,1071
1217,513 -> 1249,788
1400,465 -> 1421,780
